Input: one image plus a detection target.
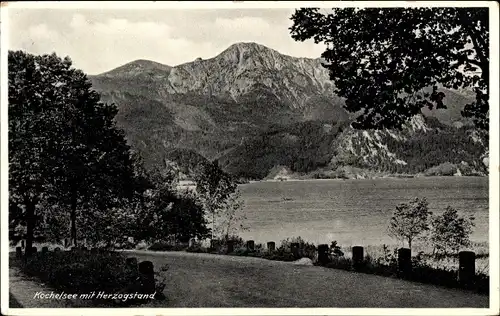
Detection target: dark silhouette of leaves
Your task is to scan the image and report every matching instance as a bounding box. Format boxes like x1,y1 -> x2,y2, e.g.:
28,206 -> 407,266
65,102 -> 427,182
290,7 -> 489,130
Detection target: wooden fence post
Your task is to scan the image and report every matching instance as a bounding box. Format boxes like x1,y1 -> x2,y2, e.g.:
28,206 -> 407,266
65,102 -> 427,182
318,244 -> 329,265
459,251 -> 475,288
138,261 -> 155,294
291,243 -> 300,259
267,241 -> 276,252
227,240 -> 234,254
246,240 -> 255,251
398,248 -> 412,279
352,246 -> 364,270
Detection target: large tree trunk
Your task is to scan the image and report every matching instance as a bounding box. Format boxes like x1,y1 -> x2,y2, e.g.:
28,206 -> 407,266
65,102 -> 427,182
70,192 -> 77,247
25,201 -> 36,257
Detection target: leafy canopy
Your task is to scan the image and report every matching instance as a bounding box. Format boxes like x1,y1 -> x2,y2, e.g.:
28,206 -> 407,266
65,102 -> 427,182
8,50 -> 141,246
290,7 -> 489,130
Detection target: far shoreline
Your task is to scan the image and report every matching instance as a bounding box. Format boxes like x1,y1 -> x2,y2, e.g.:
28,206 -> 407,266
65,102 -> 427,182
246,174 -> 488,184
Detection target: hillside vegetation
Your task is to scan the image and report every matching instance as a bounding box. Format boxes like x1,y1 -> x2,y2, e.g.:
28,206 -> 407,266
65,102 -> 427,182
89,42 -> 488,180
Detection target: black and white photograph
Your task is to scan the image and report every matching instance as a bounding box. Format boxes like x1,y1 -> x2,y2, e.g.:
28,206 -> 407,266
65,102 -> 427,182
1,1 -> 499,314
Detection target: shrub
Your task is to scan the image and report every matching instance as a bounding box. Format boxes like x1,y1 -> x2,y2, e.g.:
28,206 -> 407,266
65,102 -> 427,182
186,241 -> 208,253
324,256 -> 352,270
209,235 -> 246,254
135,240 -> 149,250
261,250 -> 296,262
330,241 -> 344,257
360,255 -> 397,277
148,242 -> 187,252
279,236 -> 317,260
13,251 -> 166,306
375,244 -> 399,267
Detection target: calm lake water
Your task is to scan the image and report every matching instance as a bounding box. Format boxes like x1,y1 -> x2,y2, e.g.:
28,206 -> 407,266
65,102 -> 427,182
237,177 -> 489,247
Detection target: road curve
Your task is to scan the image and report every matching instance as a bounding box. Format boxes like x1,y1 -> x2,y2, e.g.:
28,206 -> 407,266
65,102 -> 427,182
123,250 -> 489,308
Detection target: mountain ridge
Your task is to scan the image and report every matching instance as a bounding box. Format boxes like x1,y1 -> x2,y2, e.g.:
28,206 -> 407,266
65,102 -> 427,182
89,41 -> 487,179
96,41 -> 324,77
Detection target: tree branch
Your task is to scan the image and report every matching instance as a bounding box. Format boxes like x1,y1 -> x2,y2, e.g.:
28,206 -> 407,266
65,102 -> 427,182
455,54 -> 483,69
458,12 -> 488,77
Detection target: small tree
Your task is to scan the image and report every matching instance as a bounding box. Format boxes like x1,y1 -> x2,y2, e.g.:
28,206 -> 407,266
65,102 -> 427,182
163,191 -> 211,243
387,197 -> 432,250
430,206 -> 475,256
215,188 -> 248,241
194,160 -> 238,245
134,165 -> 210,245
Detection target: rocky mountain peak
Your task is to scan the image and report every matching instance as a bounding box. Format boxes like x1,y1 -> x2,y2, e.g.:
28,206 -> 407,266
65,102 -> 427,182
99,59 -> 172,78
88,42 -> 485,179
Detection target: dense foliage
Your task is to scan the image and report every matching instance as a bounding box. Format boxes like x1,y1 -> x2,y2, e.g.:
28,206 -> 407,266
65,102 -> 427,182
9,51 -> 213,251
8,51 -> 140,252
12,251 -> 167,305
220,120 -> 347,179
290,7 -> 489,130
384,128 -> 486,174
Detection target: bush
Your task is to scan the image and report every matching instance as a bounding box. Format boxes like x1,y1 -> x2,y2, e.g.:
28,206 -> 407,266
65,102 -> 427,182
135,240 -> 149,250
186,241 -> 208,253
360,255 -> 397,277
278,236 -> 317,260
148,242 -> 187,252
261,250 -> 296,262
209,235 -> 246,254
13,251 -> 166,306
20,251 -> 127,294
330,241 -> 344,257
324,256 -> 353,270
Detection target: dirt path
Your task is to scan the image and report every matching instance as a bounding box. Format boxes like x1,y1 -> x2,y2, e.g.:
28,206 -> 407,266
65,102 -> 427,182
123,250 -> 489,308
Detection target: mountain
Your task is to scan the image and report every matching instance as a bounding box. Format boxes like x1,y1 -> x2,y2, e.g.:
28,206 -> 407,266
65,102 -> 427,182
89,42 -> 487,179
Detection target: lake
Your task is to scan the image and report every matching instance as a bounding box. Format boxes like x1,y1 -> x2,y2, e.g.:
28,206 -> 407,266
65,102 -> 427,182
236,177 -> 489,247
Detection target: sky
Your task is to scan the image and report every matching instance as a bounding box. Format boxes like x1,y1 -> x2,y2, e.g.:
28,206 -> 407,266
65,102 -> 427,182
7,7 -> 328,75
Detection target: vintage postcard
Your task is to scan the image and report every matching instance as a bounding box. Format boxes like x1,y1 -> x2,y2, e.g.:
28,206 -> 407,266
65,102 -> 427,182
1,1 -> 499,315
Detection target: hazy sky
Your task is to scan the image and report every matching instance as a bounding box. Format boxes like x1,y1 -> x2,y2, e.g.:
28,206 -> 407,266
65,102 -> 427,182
8,7 -> 328,75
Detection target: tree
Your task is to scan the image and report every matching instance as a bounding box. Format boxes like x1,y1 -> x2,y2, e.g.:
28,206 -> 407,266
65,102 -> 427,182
8,50 -> 139,252
134,166 -> 210,244
430,206 -> 475,256
290,8 -> 489,130
9,51 -> 69,254
193,160 -> 238,245
214,188 -> 247,241
387,197 -> 432,249
165,191 -> 210,243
